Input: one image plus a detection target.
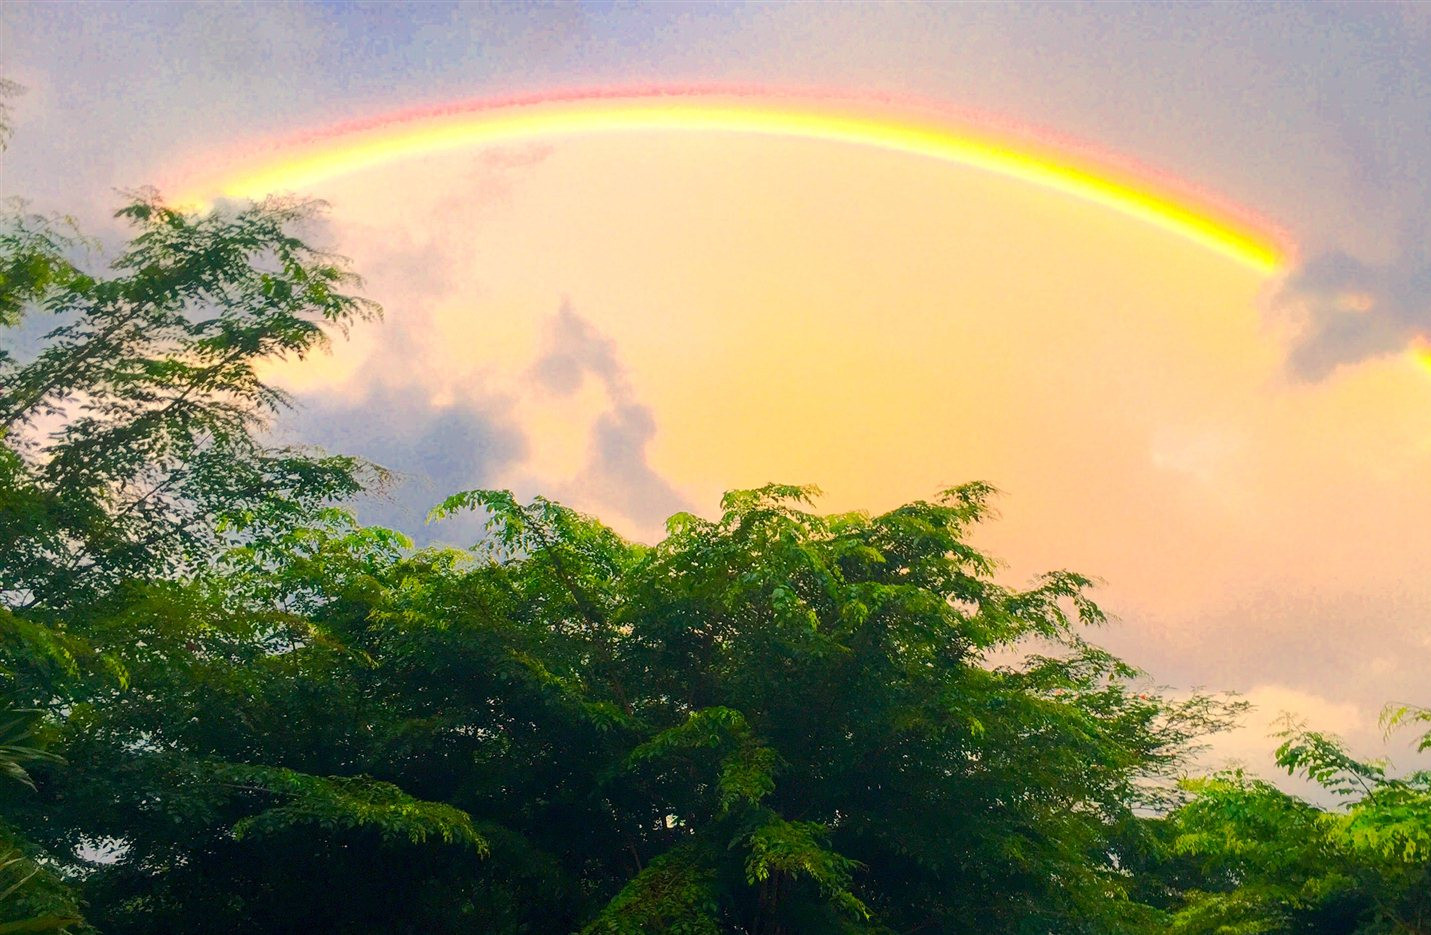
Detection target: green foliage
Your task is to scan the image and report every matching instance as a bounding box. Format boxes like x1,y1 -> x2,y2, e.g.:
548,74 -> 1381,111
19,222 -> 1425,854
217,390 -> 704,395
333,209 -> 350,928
1,182 -> 383,933
3,474 -> 1238,932
1384,704 -> 1431,755
0,833 -> 85,935
628,707 -> 776,814
0,708 -> 59,791
743,817 -> 868,922
221,764 -> 488,850
0,193 -> 379,623
582,847 -> 722,935
1166,722 -> 1431,934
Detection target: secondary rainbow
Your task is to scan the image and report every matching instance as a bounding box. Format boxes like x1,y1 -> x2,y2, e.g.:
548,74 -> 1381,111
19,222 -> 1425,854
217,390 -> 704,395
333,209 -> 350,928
177,89 -> 1289,275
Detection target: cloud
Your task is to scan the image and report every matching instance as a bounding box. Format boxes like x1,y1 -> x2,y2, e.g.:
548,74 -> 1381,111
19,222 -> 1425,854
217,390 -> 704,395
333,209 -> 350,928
1280,218 -> 1431,379
528,302 -> 691,530
580,402 -> 690,528
530,301 -> 629,397
1272,17 -> 1431,380
282,381 -> 528,547
270,299 -> 692,544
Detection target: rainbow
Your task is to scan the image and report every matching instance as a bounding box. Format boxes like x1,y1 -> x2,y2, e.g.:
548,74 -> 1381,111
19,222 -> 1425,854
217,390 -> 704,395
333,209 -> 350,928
1416,340 -> 1431,373
176,88 -> 1289,275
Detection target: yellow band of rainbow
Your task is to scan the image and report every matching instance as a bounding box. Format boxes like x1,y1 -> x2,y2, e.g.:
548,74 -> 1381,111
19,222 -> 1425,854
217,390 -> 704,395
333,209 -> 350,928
177,90 -> 1289,276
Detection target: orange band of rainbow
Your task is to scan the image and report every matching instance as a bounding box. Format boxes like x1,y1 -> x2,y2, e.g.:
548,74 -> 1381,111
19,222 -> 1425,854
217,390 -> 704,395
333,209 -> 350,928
175,89 -> 1290,276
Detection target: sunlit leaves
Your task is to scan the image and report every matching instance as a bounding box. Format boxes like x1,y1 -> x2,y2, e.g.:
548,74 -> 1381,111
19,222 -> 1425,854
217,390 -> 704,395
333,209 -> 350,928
743,818 -> 867,921
581,846 -> 721,935
1169,725 -> 1431,933
221,764 -> 487,851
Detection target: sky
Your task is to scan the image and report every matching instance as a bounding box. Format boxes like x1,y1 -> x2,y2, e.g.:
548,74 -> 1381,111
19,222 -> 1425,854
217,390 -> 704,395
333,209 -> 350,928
3,0 -> 1430,788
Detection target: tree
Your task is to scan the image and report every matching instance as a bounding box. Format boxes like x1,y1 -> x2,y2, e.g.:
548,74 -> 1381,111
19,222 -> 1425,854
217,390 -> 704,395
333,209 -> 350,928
1163,712 -> 1431,934
0,705 -> 82,935
15,481 -> 1237,933
1,180 -> 382,933
1,194 -> 379,625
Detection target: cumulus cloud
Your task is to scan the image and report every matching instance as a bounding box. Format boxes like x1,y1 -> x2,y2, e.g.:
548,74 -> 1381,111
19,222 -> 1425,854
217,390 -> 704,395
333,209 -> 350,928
1280,215 -> 1431,379
531,301 -> 629,397
529,302 -> 691,529
270,299 -> 692,544
283,381 -> 528,546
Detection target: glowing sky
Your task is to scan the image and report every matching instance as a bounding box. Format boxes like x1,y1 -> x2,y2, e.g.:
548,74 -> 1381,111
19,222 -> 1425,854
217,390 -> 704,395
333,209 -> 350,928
3,1 -> 1430,787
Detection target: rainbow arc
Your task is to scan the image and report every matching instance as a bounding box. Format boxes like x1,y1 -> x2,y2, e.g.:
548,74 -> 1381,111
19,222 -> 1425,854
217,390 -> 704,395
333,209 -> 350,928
177,89 -> 1290,276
